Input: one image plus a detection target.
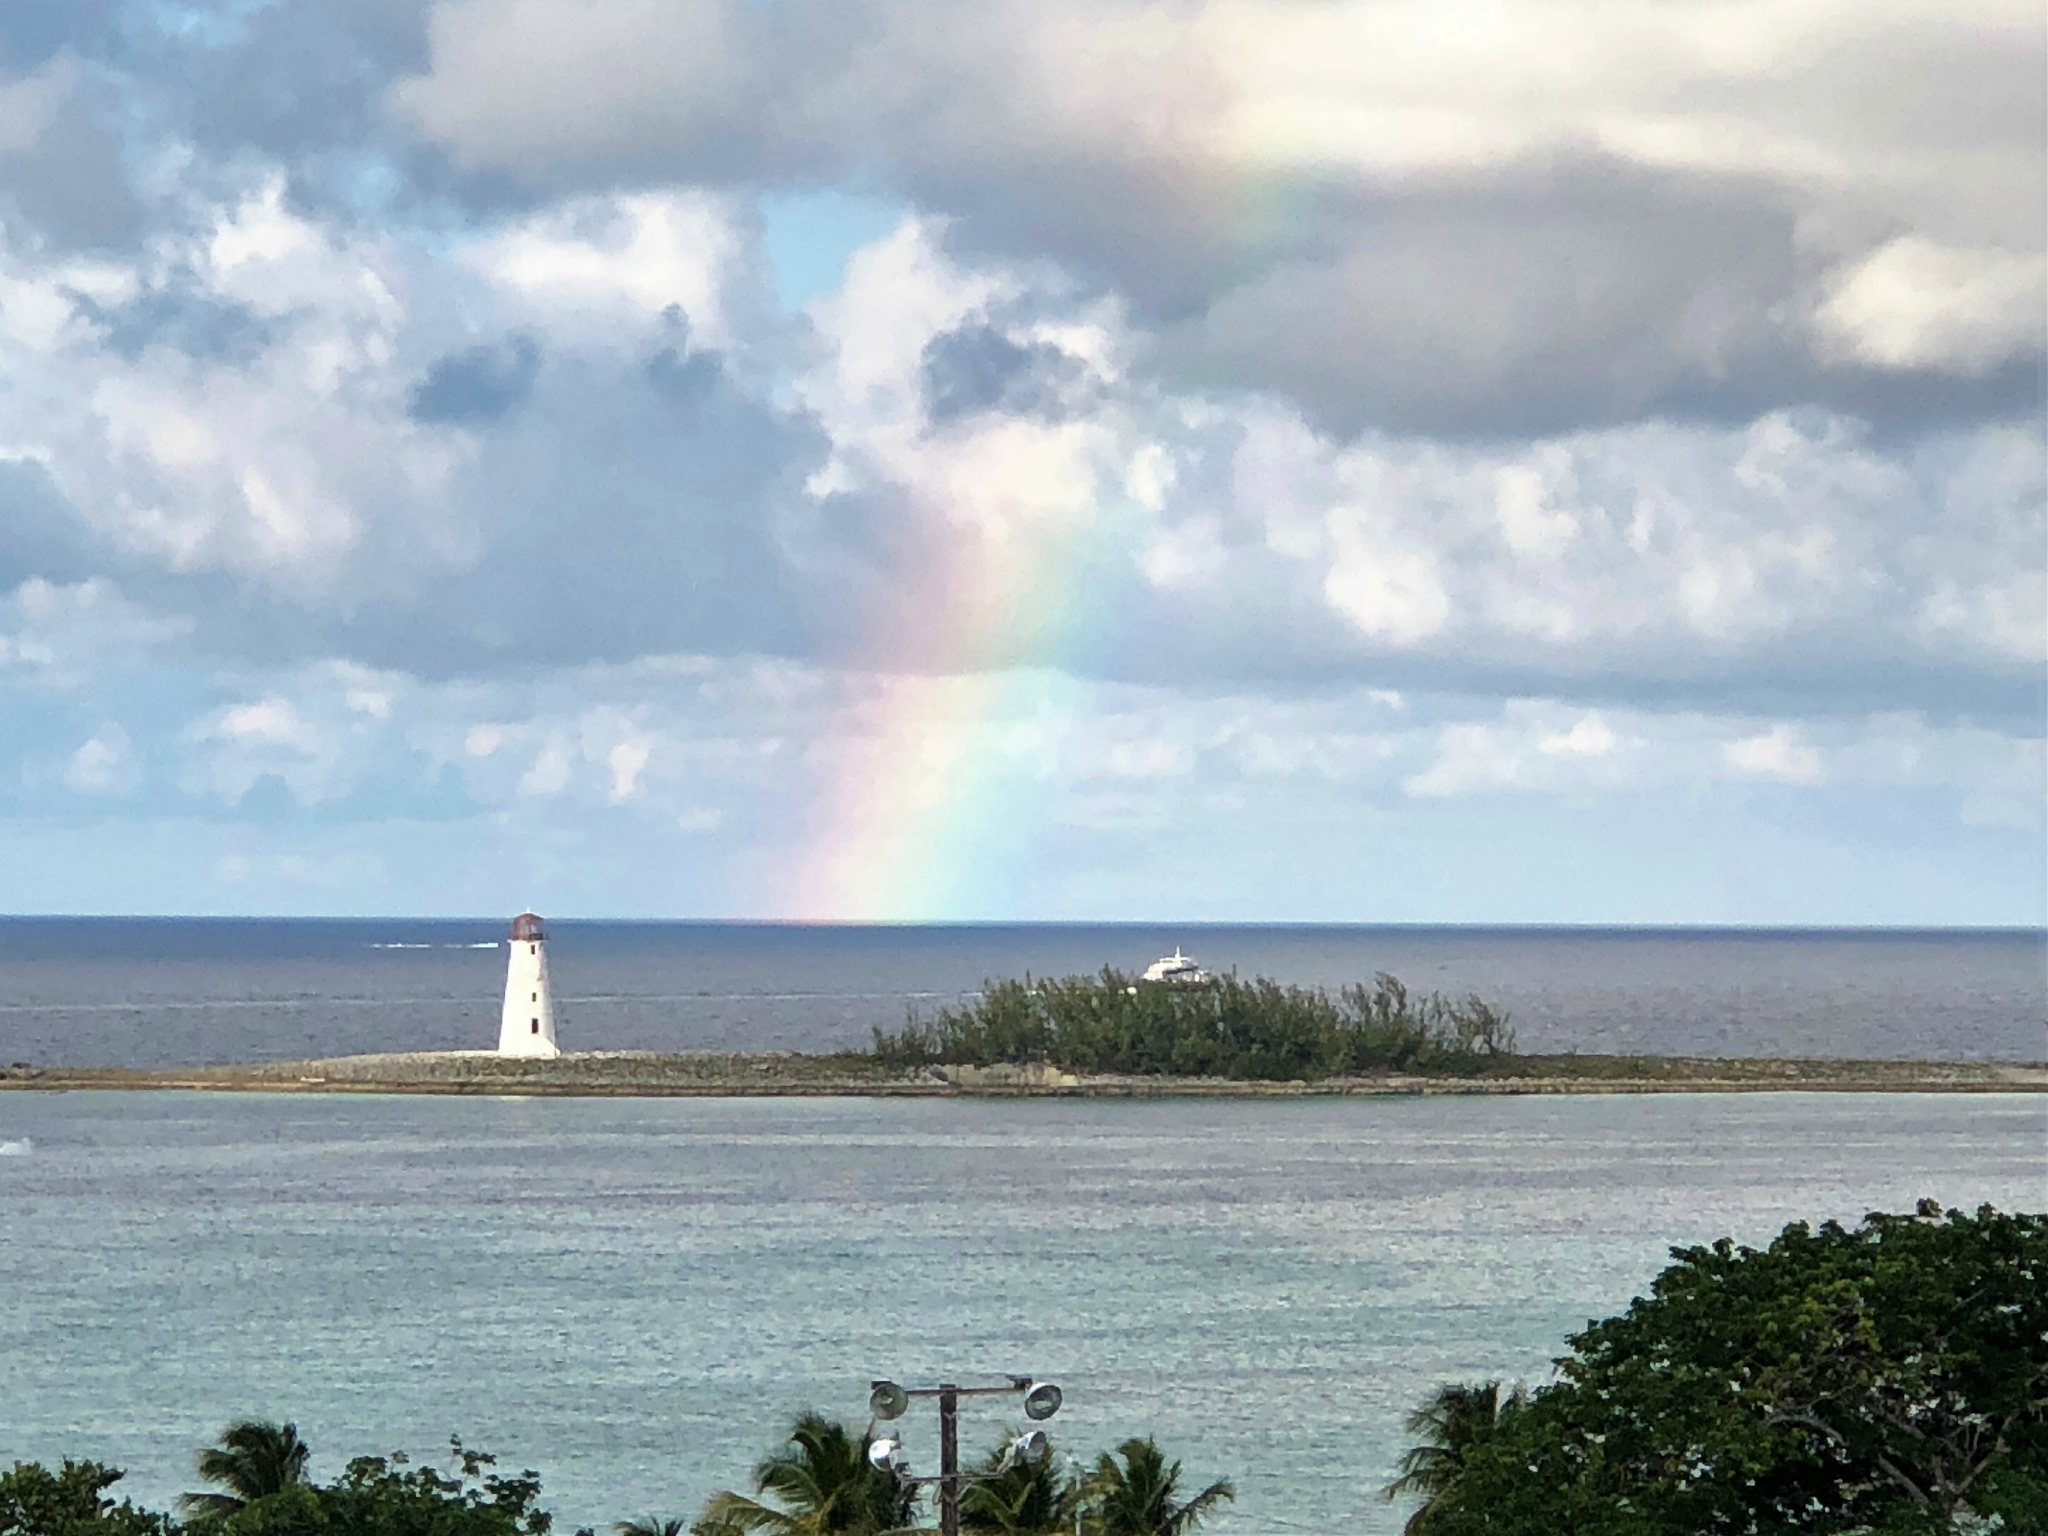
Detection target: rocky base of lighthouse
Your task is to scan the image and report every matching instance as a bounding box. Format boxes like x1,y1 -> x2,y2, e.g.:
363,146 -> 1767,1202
496,1037 -> 561,1060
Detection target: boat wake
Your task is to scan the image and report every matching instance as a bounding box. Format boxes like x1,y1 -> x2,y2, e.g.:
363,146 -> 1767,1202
0,1138 -> 31,1156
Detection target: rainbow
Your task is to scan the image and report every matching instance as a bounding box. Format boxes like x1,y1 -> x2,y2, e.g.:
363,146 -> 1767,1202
783,484 -> 1134,919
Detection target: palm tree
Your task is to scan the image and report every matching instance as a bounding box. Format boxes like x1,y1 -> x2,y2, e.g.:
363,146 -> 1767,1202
1082,1439 -> 1232,1536
960,1439 -> 1079,1536
619,1519 -> 689,1536
181,1419 -> 312,1523
692,1413 -> 918,1536
1381,1381 -> 1518,1535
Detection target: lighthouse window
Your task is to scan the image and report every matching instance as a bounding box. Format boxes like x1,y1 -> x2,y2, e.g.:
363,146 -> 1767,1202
531,1019 -> 539,1033
531,992 -> 537,1002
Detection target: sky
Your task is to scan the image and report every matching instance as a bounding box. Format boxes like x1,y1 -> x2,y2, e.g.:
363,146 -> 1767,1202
0,0 -> 2042,923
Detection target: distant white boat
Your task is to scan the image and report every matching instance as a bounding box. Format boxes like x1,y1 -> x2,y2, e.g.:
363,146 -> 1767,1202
1141,947 -> 1210,984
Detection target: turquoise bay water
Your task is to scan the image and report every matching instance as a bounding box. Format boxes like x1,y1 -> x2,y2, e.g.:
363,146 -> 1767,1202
1,1092 -> 2042,1535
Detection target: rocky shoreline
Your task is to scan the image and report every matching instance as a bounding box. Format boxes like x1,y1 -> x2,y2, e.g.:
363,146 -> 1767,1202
1,1050 -> 2042,1097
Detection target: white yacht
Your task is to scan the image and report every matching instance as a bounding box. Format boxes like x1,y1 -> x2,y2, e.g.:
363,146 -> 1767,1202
1141,947 -> 1210,984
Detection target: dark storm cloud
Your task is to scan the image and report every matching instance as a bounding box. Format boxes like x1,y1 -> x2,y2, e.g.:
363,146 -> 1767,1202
1152,161 -> 1801,439
0,459 -> 105,588
921,324 -> 1095,425
0,2 -> 120,71
181,0 -> 430,160
379,353 -> 825,670
0,58 -> 138,247
408,334 -> 539,423
0,0 -> 2035,734
0,0 -> 488,250
644,343 -> 722,406
8,1 -> 2040,437
387,0 -> 2046,440
171,349 -> 834,680
87,287 -> 274,363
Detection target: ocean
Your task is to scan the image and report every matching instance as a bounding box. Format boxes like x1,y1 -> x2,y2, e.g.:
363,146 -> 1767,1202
1,1091 -> 2042,1536
1,919 -> 2043,1067
2,923 -> 2042,1534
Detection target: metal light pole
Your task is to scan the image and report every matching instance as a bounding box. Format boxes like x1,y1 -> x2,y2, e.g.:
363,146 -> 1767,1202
866,1376 -> 1063,1536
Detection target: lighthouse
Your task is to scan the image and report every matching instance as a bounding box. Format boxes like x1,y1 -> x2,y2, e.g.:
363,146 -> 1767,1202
497,911 -> 561,1058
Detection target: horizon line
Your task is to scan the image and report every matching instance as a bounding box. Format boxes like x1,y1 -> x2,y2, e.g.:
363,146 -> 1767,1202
1,913 -> 2042,935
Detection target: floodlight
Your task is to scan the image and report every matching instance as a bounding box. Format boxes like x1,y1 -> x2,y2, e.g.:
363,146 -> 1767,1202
1022,1383 -> 1062,1421
1006,1431 -> 1050,1468
868,1438 -> 907,1473
870,1381 -> 909,1421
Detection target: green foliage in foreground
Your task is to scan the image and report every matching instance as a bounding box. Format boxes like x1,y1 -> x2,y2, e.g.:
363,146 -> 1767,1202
4,1421 -> 1232,1536
181,1421 -> 310,1525
5,1436 -> 560,1536
1388,1203 -> 2048,1535
869,970 -> 1515,1080
690,1414 -> 914,1536
690,1426 -> 1232,1536
1,1462 -> 173,1536
1080,1440 -> 1233,1536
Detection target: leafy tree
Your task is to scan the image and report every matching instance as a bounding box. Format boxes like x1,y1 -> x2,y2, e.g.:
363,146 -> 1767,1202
183,1421 -> 312,1524
616,1520 -> 687,1536
211,1438 -> 558,1536
1380,1383 -> 1520,1534
1394,1204 -> 2048,1535
1081,1440 -> 1231,1536
959,1439 -> 1079,1536
0,1461 -> 174,1536
310,1440 -> 556,1536
691,1415 -> 916,1536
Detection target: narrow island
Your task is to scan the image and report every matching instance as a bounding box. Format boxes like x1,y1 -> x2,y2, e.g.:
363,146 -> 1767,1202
2,969 -> 2040,1096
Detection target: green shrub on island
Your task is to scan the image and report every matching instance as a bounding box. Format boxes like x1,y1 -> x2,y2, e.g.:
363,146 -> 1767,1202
1385,1202 -> 2048,1535
869,970 -> 1515,1080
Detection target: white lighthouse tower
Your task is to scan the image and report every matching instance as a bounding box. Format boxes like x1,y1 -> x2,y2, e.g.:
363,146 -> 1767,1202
497,911 -> 561,1058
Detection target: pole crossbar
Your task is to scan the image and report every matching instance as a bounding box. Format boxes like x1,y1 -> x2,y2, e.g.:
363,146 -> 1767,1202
866,1375 -> 1058,1536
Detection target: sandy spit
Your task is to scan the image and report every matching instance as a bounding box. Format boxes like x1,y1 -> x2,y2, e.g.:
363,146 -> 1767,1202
1,1052 -> 2042,1098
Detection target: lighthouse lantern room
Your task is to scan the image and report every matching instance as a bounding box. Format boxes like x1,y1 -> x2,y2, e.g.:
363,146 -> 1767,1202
498,911 -> 561,1058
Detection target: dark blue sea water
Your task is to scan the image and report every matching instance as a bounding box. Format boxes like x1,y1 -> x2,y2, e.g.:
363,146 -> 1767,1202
0,920 -> 2041,1067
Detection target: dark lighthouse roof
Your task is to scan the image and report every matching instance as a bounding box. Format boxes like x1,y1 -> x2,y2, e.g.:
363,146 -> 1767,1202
510,912 -> 545,941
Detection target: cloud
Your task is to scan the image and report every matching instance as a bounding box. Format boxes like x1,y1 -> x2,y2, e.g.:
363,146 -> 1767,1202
462,191 -> 746,350
1722,723 -> 1824,784
605,737 -> 650,802
63,724 -> 139,796
0,0 -> 2040,920
389,0 -> 2046,434
1813,238 -> 2047,374
0,54 -> 137,245
0,577 -> 190,687
0,169 -> 2038,725
1403,705 -> 1640,798
408,334 -> 539,423
922,324 -> 1099,425
214,696 -> 319,750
